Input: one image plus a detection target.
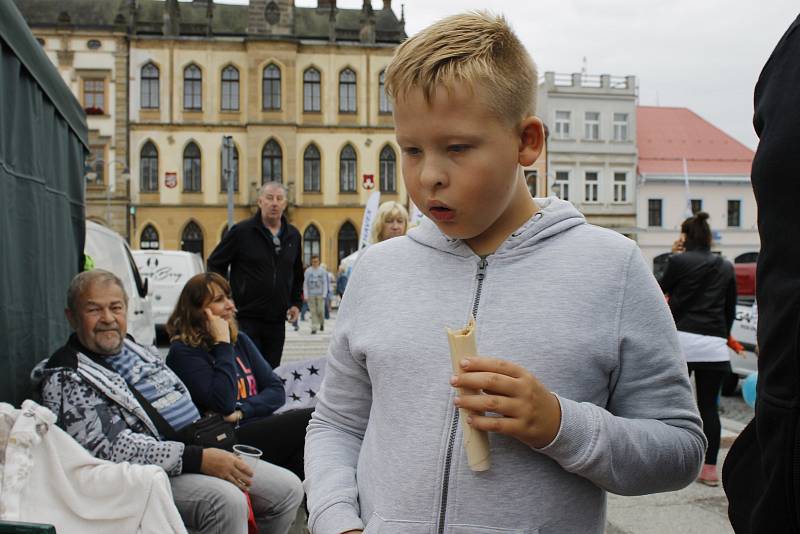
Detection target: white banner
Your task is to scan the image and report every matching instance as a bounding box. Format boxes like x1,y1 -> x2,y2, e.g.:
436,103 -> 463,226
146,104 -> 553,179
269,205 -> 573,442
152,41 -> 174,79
359,191 -> 381,250
409,201 -> 425,227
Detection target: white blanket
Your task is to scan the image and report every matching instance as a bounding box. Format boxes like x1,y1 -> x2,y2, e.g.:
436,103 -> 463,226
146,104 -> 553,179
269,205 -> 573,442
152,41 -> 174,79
0,400 -> 187,534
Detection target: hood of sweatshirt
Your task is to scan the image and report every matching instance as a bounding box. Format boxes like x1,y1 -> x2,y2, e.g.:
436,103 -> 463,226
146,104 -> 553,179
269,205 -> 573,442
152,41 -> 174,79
406,196 -> 586,259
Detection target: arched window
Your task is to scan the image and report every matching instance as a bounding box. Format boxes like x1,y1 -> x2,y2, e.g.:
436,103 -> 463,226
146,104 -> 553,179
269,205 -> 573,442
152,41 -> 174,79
339,144 -> 356,192
303,225 -> 321,267
337,222 -> 358,265
379,145 -> 396,193
183,142 -> 202,192
263,64 -> 281,110
140,224 -> 160,249
379,69 -> 392,114
183,64 -> 202,110
221,65 -> 239,111
181,221 -> 204,258
303,144 -> 321,192
220,144 -> 239,192
303,67 -> 321,112
141,63 -> 159,109
262,139 -> 283,184
339,68 -> 356,113
140,141 -> 158,192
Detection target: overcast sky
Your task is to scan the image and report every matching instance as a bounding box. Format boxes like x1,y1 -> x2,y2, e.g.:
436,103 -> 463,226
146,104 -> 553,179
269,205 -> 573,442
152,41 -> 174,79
222,0 -> 799,150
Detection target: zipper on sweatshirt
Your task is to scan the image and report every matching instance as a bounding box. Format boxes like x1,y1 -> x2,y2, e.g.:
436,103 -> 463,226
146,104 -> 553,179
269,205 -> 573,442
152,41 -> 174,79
437,257 -> 488,534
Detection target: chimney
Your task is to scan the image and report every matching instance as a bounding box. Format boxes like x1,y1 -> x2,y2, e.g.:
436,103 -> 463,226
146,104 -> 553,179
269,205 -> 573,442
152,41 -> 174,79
163,0 -> 180,36
318,0 -> 336,8
383,0 -> 391,9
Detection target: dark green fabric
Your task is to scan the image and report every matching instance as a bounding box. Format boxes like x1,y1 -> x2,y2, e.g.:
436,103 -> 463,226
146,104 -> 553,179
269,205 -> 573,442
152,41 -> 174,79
0,8 -> 87,406
1,1 -> 88,147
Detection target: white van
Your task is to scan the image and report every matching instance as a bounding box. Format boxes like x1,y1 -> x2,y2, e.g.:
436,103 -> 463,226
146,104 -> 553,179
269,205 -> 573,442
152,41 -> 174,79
85,221 -> 156,346
132,250 -> 205,335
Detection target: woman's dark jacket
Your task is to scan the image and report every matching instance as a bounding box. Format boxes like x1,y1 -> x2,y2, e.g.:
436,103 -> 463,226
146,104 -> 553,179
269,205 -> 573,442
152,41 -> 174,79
166,332 -> 285,422
659,247 -> 737,339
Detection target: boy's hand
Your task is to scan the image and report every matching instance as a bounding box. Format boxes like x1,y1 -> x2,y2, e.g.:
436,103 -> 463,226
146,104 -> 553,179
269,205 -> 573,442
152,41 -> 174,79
451,356 -> 562,449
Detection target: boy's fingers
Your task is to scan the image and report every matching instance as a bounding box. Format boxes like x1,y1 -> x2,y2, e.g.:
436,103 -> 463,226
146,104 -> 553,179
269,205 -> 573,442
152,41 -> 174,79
451,371 -> 518,395
455,392 -> 522,417
465,413 -> 521,435
459,356 -> 525,378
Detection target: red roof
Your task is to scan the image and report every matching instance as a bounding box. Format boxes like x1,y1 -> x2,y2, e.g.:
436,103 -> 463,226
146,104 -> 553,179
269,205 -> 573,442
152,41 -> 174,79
637,106 -> 754,175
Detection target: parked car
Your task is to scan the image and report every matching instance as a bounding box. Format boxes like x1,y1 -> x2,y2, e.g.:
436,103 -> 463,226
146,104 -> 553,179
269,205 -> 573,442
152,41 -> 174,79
723,299 -> 758,395
85,221 -> 156,347
132,250 -> 205,341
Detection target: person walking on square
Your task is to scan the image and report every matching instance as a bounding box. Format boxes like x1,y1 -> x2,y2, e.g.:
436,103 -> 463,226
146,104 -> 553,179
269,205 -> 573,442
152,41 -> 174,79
303,256 -> 329,335
659,212 -> 737,487
207,181 -> 303,369
304,12 -> 705,534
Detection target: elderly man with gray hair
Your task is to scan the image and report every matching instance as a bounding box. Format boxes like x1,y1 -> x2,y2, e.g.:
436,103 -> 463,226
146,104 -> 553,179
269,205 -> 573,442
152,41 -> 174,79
208,181 -> 304,368
36,269 -> 303,533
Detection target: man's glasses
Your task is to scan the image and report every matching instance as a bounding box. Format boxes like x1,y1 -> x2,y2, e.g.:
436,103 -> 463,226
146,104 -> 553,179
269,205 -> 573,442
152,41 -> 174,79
272,235 -> 281,255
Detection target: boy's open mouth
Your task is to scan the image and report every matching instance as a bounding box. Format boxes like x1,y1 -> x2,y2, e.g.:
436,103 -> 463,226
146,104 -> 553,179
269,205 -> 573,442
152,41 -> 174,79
429,206 -> 455,222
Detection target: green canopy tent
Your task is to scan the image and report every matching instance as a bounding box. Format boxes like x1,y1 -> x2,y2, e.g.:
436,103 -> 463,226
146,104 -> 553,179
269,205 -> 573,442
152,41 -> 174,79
0,0 -> 88,406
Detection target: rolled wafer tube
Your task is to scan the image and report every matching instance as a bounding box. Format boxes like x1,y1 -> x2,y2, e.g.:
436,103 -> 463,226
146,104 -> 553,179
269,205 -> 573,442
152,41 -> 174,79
447,317 -> 491,472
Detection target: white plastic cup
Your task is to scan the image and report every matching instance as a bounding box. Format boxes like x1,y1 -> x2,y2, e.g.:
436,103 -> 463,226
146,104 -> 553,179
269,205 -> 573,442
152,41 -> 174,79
233,444 -> 262,470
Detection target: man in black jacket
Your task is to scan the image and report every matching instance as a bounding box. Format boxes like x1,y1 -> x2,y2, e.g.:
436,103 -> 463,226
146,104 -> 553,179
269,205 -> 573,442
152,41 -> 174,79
722,14 -> 800,533
208,181 -> 303,368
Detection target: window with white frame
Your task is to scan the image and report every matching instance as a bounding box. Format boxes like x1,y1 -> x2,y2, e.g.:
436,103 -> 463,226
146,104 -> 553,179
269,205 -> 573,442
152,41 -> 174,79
554,170 -> 570,201
379,70 -> 392,114
339,68 -> 357,113
303,68 -> 321,112
728,200 -> 741,227
262,64 -> 281,110
339,144 -> 357,192
221,65 -> 240,112
140,63 -> 159,109
584,111 -> 600,140
183,65 -> 202,111
584,171 -> 599,202
613,172 -> 627,202
648,199 -> 663,227
554,111 -> 571,139
613,113 -> 628,141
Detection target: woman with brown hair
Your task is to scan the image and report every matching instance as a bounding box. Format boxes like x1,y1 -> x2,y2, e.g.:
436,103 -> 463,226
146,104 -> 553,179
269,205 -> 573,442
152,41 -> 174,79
166,272 -> 311,479
660,212 -> 737,487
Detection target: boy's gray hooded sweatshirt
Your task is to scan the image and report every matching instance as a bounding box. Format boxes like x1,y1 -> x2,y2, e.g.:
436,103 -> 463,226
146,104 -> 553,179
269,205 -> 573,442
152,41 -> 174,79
305,198 -> 706,534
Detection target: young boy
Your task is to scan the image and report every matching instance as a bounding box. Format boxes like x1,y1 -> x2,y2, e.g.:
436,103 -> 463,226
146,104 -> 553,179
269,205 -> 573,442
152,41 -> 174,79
305,12 -> 705,534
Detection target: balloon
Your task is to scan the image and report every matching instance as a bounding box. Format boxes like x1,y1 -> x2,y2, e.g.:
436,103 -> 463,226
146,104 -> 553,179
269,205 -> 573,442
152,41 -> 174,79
742,372 -> 758,408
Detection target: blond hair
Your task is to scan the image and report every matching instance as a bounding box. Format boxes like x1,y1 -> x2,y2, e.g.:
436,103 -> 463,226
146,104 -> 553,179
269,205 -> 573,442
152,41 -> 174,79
370,201 -> 409,244
384,11 -> 537,124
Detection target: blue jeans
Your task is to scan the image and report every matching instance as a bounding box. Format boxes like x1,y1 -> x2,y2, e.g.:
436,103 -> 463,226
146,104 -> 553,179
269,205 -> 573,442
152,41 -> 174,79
170,459 -> 303,534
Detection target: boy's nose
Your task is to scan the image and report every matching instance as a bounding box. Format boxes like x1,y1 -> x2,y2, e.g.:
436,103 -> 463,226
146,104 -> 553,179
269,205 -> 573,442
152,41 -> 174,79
419,158 -> 448,189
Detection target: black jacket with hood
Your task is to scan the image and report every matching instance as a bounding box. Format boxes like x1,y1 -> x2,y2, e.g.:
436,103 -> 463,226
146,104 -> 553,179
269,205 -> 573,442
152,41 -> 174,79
207,212 -> 303,323
722,13 -> 800,534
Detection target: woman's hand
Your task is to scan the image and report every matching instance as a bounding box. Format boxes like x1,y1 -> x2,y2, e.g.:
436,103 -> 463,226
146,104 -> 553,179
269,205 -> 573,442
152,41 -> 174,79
204,308 -> 230,344
671,237 -> 685,254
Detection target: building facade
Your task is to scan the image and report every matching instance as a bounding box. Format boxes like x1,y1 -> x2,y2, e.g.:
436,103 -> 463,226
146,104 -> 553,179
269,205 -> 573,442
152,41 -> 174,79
537,72 -> 638,234
636,106 -> 759,272
17,0 -> 407,268
17,1 -> 131,237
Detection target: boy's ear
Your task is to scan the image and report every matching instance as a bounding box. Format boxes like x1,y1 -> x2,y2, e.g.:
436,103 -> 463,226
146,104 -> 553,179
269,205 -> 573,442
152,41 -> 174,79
517,116 -> 544,167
